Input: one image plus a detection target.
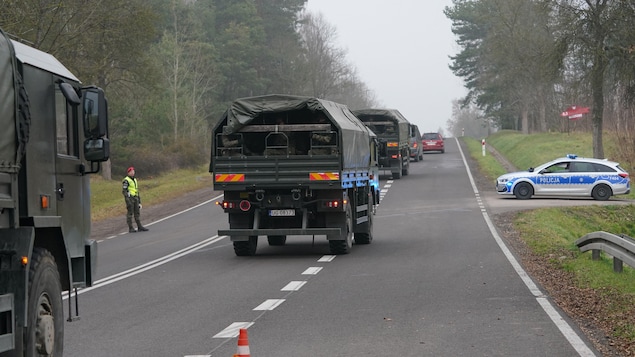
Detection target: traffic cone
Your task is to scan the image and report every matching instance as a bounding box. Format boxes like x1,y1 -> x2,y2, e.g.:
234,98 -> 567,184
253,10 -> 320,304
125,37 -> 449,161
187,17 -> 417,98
235,328 -> 250,357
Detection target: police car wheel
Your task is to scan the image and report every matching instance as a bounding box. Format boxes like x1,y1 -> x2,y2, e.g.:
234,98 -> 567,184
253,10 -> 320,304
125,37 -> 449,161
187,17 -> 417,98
513,182 -> 533,200
591,184 -> 611,201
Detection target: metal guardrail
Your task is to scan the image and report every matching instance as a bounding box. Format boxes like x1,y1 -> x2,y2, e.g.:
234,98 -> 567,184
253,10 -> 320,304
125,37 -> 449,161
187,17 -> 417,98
575,231 -> 635,273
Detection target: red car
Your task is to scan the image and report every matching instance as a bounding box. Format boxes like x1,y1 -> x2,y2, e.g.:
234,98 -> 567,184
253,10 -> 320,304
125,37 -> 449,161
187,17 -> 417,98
422,132 -> 444,153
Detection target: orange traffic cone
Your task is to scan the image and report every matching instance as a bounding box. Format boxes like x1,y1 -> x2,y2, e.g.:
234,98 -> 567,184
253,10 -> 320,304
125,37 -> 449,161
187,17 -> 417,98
235,328 -> 250,357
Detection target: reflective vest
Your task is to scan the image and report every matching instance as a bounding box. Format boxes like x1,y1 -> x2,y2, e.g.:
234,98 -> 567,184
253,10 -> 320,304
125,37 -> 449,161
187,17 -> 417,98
123,176 -> 139,197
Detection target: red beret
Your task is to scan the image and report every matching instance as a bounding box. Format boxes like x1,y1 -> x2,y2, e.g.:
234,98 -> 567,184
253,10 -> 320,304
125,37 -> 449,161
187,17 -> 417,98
127,167 -> 135,173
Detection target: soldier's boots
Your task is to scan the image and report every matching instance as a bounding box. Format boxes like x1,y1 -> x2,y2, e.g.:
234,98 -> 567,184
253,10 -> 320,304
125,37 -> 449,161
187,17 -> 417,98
129,226 -> 137,233
136,220 -> 149,232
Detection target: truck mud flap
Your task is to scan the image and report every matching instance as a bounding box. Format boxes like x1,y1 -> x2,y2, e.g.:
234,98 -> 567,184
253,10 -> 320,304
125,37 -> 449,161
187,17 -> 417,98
0,294 -> 15,353
219,228 -> 342,241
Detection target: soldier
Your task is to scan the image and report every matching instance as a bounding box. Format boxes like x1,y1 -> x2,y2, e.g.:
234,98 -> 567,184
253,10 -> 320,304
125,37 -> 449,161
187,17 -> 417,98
220,133 -> 243,156
311,114 -> 335,154
122,166 -> 149,233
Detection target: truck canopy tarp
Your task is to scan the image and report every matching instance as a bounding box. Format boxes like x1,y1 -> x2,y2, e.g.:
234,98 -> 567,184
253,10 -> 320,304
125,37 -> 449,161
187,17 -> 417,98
352,108 -> 410,142
0,29 -> 18,173
217,94 -> 371,170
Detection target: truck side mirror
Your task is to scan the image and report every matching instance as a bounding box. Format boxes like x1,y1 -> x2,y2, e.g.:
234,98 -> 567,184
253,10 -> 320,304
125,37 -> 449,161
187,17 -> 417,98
82,87 -> 108,139
82,87 -> 110,163
84,137 -> 110,162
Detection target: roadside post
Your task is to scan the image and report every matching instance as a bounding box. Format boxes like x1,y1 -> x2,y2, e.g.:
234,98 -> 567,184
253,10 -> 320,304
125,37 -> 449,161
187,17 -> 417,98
482,139 -> 486,156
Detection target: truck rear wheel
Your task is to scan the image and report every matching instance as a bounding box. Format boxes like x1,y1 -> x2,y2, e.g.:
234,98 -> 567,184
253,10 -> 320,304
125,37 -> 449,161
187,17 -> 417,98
329,206 -> 352,255
233,236 -> 258,256
25,248 -> 63,357
267,235 -> 287,246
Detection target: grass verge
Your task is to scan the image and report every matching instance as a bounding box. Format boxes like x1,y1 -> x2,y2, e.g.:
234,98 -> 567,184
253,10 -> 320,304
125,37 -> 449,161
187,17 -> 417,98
90,165 -> 212,221
465,132 -> 635,349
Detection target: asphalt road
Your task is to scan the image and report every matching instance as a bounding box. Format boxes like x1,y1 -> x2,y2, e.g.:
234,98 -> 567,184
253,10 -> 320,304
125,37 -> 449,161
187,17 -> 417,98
63,139 -> 603,356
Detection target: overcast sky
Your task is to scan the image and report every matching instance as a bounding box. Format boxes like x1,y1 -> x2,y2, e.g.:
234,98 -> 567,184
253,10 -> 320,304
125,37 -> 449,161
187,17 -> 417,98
304,0 -> 466,135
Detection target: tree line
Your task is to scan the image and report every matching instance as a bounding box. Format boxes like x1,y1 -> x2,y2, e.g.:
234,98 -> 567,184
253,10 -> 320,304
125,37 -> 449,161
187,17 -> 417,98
0,0 -> 377,177
445,0 -> 635,160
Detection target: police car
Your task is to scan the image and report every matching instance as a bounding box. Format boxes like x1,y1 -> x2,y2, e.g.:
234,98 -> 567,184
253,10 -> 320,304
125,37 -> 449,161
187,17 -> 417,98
496,154 -> 630,200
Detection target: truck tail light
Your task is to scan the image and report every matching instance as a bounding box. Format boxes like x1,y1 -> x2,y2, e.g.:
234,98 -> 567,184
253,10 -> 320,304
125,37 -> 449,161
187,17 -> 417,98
221,201 -> 235,209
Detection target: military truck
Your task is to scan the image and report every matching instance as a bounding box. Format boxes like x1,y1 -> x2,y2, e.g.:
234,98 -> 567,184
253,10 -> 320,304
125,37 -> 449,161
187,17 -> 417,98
409,123 -> 423,162
0,29 -> 109,356
210,94 -> 379,256
352,109 -> 411,179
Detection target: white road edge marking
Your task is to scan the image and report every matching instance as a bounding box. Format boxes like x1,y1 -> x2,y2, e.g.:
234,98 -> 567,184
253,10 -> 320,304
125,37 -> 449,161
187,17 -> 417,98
455,137 -> 596,357
63,235 -> 226,299
96,194 -> 224,243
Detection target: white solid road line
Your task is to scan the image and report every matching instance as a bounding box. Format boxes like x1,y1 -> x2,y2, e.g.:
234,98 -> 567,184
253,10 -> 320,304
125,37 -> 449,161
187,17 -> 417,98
455,137 -> 596,357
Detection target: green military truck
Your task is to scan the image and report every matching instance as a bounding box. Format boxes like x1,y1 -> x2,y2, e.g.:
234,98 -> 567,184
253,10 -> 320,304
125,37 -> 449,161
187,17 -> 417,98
210,94 -> 379,256
352,109 -> 411,179
0,29 -> 109,356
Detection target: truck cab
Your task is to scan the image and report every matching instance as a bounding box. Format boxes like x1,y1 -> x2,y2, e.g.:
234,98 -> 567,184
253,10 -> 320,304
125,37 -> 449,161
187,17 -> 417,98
0,29 -> 109,356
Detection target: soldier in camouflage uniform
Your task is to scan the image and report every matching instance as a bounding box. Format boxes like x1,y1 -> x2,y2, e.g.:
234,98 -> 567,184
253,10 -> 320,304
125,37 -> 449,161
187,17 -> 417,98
123,167 -> 149,233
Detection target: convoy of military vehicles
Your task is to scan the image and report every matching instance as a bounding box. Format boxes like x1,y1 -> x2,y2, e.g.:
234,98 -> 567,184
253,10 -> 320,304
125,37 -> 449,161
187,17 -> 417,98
209,95 -> 425,256
0,19 -> 428,353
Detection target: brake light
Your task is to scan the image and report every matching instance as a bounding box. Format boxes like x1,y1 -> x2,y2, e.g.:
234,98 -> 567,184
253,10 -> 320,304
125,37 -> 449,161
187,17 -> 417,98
412,143 -> 418,148
619,173 -> 629,178
327,200 -> 340,208
222,201 -> 236,209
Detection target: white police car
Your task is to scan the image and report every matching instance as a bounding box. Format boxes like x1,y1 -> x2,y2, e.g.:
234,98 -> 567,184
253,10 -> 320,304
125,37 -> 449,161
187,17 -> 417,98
496,154 -> 630,200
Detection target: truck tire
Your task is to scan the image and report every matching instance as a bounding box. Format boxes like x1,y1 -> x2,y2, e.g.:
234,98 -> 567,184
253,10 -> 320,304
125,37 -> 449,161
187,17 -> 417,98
402,160 -> 409,176
233,236 -> 258,256
329,206 -> 352,254
267,235 -> 287,246
25,248 -> 63,357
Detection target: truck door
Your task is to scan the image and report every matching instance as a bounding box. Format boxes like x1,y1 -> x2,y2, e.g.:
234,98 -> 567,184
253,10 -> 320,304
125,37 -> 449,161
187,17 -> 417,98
54,87 -> 88,258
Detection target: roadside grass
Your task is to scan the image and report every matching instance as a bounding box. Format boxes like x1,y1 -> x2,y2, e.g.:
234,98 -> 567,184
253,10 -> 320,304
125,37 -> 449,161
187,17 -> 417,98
90,165 -> 212,221
465,132 -> 635,343
464,138 -> 507,180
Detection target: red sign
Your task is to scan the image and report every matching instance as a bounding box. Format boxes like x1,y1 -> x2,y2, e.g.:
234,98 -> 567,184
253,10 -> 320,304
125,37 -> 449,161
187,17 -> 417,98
561,106 -> 590,120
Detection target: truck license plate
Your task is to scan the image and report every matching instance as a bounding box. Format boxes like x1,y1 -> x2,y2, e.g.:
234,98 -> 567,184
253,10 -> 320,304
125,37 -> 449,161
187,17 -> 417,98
269,209 -> 295,216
